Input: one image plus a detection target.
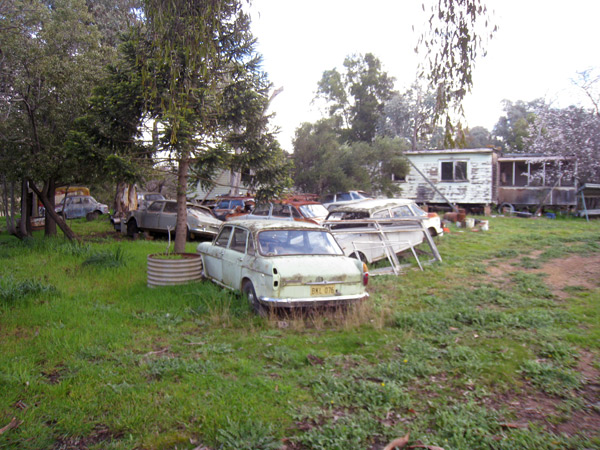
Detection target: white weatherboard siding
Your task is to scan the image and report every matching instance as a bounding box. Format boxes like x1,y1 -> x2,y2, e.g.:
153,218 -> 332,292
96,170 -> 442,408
400,149 -> 497,205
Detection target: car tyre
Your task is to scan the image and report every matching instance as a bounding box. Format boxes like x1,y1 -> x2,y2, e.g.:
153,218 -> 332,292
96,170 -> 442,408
351,251 -> 368,264
127,219 -> 139,238
242,279 -> 266,316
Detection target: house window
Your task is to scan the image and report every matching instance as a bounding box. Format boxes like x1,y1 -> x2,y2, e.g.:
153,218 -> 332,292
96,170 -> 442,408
441,161 -> 468,181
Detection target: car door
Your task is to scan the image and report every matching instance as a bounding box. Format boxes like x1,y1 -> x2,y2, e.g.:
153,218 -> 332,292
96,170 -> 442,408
221,226 -> 248,289
203,225 -> 232,282
81,197 -> 94,216
141,201 -> 164,230
68,197 -> 83,218
158,201 -> 178,233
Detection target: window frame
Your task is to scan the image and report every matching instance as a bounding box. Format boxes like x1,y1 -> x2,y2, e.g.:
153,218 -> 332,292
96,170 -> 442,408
440,160 -> 468,182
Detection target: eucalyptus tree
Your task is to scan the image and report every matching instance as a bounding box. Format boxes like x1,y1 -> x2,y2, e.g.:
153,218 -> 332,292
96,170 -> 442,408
379,83 -> 439,150
418,0 -> 496,145
0,0 -> 108,239
492,99 -> 541,152
316,53 -> 395,143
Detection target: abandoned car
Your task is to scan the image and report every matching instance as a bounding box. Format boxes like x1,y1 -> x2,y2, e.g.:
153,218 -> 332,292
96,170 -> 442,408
136,191 -> 166,210
324,198 -> 442,264
55,195 -> 109,220
322,190 -> 373,211
125,200 -> 222,240
212,196 -> 255,220
233,198 -> 330,224
197,220 -> 369,312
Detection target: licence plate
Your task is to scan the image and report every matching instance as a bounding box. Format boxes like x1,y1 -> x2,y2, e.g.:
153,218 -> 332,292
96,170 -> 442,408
310,285 -> 335,296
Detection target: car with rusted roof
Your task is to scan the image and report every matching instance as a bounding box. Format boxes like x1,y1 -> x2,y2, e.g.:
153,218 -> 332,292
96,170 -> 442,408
234,195 -> 330,225
212,196 -> 255,221
197,220 -> 369,313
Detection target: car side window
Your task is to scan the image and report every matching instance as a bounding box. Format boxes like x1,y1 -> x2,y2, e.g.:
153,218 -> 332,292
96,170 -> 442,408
247,234 -> 256,255
291,207 -> 302,219
271,203 -> 289,218
372,209 -> 391,218
252,204 -> 270,216
230,228 -> 248,253
215,226 -> 232,247
338,193 -> 352,201
148,202 -> 163,212
163,202 -> 177,214
391,206 -> 413,217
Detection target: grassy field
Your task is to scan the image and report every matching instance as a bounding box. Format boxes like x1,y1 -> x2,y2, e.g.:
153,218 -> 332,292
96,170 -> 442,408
0,215 -> 599,450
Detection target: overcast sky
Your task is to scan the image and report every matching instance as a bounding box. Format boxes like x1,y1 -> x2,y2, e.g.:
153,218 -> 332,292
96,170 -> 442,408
247,0 -> 599,151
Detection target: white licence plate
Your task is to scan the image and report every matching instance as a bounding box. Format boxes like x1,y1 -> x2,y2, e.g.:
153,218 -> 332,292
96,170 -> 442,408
310,285 -> 336,296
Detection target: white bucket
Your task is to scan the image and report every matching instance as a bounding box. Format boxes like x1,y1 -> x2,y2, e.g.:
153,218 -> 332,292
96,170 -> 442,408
465,218 -> 475,228
480,220 -> 489,231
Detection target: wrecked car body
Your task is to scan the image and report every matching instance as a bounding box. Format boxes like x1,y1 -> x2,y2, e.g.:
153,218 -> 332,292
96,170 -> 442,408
197,220 -> 369,312
125,200 -> 222,240
324,199 -> 443,267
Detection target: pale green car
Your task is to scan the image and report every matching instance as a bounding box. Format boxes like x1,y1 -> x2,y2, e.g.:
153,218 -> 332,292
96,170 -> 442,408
197,220 -> 369,313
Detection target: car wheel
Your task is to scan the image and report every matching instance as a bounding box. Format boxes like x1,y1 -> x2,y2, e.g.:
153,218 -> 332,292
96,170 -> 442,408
351,251 -> 368,264
242,279 -> 266,316
86,211 -> 99,221
127,219 -> 139,238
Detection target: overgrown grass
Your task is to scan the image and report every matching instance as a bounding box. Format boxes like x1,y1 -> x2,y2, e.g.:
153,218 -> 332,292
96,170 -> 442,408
0,215 -> 599,449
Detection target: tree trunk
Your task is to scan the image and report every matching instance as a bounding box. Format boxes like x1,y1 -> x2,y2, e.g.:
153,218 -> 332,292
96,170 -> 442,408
114,182 -> 137,221
44,179 -> 57,237
29,182 -> 79,241
174,153 -> 189,253
2,176 -> 16,235
19,180 -> 30,238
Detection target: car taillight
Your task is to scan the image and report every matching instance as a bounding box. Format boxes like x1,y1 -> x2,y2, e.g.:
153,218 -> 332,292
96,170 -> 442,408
362,262 -> 369,286
427,212 -> 439,218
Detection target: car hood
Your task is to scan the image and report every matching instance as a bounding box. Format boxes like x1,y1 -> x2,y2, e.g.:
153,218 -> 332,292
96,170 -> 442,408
268,255 -> 362,283
188,212 -> 222,226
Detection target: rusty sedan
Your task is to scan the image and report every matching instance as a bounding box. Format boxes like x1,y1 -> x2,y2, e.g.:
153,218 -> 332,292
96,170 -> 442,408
197,220 -> 369,313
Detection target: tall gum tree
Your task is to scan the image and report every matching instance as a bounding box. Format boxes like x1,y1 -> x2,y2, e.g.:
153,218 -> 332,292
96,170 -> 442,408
0,0 -> 109,240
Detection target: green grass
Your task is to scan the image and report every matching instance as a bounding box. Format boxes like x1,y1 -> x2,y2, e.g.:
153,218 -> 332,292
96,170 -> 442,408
0,215 -> 599,449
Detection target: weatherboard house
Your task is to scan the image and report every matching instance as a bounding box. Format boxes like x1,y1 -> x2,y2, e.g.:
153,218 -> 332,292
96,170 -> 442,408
398,148 -> 577,212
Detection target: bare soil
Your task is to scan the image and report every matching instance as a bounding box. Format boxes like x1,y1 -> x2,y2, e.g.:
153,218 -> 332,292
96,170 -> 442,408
485,254 -> 600,437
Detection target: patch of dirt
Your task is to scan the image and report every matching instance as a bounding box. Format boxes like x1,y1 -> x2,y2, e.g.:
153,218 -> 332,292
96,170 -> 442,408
486,253 -> 600,299
530,254 -> 600,298
485,350 -> 600,438
52,424 -> 122,450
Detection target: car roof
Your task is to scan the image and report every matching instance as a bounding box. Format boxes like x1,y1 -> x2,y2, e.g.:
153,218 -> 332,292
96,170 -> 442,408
328,198 -> 414,214
225,219 -> 326,234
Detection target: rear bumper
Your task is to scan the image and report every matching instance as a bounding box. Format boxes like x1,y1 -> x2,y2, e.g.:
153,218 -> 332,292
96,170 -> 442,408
258,293 -> 368,308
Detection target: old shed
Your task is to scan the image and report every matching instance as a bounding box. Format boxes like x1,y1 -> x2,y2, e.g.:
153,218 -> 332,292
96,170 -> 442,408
399,148 -> 499,208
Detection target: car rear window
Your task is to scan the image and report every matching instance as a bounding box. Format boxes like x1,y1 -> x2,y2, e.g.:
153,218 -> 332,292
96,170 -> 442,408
257,230 -> 343,256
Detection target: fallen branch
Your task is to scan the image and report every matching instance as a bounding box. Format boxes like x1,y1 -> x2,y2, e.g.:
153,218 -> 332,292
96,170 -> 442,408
383,433 -> 410,450
0,417 -> 22,435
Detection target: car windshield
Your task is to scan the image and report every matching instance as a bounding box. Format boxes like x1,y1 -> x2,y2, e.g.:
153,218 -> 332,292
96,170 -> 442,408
410,204 -> 428,217
216,200 -> 230,209
188,206 -> 214,218
257,229 -> 343,256
299,204 -> 329,218
145,194 -> 164,201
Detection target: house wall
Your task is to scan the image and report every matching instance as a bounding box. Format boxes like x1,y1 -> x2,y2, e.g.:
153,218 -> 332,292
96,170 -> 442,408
400,149 -> 496,205
190,170 -> 251,201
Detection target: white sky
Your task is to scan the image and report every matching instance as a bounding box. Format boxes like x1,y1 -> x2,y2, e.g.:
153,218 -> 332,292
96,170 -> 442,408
248,0 -> 599,151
